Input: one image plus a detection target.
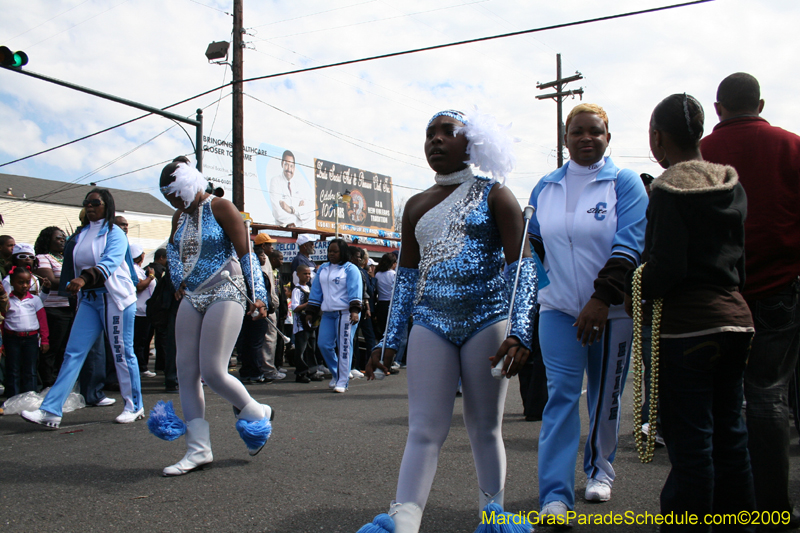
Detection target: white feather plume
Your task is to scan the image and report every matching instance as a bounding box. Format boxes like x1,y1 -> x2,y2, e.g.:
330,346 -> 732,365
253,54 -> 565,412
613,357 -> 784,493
162,163 -> 207,208
457,106 -> 518,186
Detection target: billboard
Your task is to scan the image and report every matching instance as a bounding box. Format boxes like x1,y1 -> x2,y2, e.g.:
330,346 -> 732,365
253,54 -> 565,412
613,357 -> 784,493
202,137 -> 395,239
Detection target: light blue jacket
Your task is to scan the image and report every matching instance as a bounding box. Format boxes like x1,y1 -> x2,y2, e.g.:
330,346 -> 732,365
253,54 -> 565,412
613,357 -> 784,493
309,261 -> 363,313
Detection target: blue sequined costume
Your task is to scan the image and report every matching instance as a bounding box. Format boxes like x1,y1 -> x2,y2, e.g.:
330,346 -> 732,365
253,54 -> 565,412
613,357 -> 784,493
380,169 -> 538,352
167,196 -> 267,314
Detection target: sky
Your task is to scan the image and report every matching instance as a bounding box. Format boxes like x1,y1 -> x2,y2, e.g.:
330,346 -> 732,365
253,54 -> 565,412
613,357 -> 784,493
1,0 -> 798,219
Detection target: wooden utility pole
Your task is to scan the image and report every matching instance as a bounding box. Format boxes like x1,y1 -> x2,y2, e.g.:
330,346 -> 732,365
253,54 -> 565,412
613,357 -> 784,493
232,0 -> 244,210
536,54 -> 584,168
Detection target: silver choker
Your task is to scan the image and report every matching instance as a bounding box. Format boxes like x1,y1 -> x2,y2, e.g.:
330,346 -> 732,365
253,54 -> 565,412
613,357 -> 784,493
435,167 -> 473,186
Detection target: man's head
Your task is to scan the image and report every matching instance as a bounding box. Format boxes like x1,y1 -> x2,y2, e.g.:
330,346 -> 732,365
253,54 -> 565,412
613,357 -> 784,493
114,216 -> 129,234
282,150 -> 295,181
0,235 -> 15,259
296,234 -> 314,256
269,250 -> 284,269
715,73 -> 764,120
254,232 -> 276,255
130,244 -> 144,265
154,248 -> 167,266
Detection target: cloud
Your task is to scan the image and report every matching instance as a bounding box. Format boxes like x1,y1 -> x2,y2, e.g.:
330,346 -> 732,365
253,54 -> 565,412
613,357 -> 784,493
1,0 -> 798,212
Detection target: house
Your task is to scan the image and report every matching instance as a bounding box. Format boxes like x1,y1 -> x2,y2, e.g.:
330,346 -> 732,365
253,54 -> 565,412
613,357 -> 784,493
0,173 -> 173,256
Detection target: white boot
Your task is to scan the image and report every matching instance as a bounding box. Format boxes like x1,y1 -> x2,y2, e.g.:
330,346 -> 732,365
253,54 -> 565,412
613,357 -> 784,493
388,501 -> 423,533
162,418 -> 213,476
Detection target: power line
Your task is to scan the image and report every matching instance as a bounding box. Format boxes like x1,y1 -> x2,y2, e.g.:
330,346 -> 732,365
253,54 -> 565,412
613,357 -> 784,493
249,0 -> 379,29
185,0 -> 232,16
1,1 -> 711,171
2,0 -> 93,43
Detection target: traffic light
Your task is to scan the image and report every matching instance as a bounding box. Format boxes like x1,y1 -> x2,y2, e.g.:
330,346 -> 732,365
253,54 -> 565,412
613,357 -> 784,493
0,46 -> 28,68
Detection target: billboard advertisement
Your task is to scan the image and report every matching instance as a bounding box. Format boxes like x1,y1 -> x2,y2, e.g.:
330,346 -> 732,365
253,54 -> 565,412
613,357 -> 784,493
202,137 -> 395,239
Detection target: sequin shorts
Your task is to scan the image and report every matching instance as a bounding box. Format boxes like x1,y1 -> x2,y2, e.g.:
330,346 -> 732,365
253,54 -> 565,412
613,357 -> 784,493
185,274 -> 247,315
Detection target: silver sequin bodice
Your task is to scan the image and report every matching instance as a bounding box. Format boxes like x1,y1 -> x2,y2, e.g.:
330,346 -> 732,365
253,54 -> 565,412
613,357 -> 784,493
412,175 -> 508,346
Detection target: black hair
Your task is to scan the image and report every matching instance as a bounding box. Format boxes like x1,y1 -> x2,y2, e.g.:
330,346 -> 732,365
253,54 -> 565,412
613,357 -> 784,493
327,238 -> 350,265
282,150 -> 295,162
154,248 -> 167,260
268,250 -> 284,262
0,235 -> 13,247
34,226 -> 64,255
85,188 -> 116,229
8,265 -> 32,282
376,252 -> 396,273
652,94 -> 705,150
717,73 -> 760,114
639,173 -> 655,187
159,155 -> 192,189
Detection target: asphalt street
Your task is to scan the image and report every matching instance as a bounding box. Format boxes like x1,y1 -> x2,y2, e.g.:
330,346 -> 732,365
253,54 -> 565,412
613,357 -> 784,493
1,366 -> 799,533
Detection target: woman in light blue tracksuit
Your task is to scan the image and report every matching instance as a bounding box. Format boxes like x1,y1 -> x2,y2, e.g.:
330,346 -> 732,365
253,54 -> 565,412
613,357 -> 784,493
21,188 -> 142,429
307,238 -> 362,393
529,103 -> 648,521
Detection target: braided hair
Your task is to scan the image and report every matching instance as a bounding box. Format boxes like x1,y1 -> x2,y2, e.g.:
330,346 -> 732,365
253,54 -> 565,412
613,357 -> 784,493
652,93 -> 704,150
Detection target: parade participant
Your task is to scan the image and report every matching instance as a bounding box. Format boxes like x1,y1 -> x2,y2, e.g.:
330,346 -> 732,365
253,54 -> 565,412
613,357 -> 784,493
306,238 -> 362,393
21,188 -> 143,428
357,109 -> 538,533
528,103 -> 647,521
627,93 -> 756,531
147,157 -> 274,476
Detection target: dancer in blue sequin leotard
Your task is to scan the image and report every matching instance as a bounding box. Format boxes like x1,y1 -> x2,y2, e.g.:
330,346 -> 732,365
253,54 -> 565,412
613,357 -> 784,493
148,157 -> 275,476
357,110 -> 540,533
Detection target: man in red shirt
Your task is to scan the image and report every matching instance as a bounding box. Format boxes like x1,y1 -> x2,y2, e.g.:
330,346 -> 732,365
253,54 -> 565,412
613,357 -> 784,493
702,73 -> 800,529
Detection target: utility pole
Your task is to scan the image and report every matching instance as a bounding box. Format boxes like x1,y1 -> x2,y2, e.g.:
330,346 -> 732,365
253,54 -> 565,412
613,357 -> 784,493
536,54 -> 583,168
232,0 -> 244,211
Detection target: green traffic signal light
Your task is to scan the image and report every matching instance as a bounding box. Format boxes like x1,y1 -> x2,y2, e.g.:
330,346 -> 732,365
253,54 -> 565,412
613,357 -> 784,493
0,46 -> 28,68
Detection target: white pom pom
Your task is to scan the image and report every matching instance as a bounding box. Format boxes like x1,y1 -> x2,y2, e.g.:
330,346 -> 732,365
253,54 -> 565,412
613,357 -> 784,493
373,368 -> 386,380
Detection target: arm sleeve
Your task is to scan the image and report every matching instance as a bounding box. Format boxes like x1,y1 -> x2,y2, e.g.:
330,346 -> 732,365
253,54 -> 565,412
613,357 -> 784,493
625,189 -> 689,300
35,299 -> 49,345
527,179 -> 546,261
308,266 -> 324,311
504,258 -> 539,350
374,267 -> 418,352
167,242 -> 183,289
240,252 -> 268,304
346,263 -> 363,313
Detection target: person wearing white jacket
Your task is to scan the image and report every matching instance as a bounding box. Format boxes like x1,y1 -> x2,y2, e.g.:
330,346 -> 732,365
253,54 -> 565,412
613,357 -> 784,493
22,188 -> 143,429
528,103 -> 648,522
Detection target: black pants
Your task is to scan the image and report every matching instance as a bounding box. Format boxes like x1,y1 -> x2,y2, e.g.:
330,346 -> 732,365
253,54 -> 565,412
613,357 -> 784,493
133,315 -> 151,373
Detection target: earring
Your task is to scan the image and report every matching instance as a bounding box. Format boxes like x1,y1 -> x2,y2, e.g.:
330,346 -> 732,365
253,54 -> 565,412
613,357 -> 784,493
604,145 -> 613,158
649,148 -> 666,164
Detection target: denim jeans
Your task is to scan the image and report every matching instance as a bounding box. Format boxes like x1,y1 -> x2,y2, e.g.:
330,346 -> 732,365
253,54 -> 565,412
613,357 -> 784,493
2,332 -> 39,397
659,331 -> 756,532
744,277 -> 800,514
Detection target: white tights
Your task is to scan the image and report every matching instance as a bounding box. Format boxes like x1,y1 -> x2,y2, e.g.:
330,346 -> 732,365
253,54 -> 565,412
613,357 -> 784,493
395,321 -> 508,509
175,300 -> 255,421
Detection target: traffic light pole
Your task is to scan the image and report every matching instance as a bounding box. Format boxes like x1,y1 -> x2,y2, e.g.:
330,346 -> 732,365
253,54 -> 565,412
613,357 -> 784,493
0,64 -> 204,171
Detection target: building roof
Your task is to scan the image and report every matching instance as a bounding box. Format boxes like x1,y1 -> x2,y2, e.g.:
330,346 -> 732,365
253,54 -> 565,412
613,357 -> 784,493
0,173 -> 174,216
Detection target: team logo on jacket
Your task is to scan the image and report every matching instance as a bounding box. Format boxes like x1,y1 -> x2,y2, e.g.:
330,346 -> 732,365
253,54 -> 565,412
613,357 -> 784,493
587,202 -> 607,221
334,276 -> 341,285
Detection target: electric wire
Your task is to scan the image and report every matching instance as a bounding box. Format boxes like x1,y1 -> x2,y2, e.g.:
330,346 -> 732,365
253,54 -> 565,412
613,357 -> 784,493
24,0 -> 132,50
1,0 -> 93,43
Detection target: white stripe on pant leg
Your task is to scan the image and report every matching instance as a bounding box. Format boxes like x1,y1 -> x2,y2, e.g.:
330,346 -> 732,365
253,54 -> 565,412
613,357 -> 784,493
105,295 -> 142,412
336,310 -> 352,389
583,317 -> 632,486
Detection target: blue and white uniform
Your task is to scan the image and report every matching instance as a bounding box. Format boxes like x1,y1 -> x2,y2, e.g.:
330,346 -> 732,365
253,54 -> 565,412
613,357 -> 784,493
529,157 -> 647,509
309,260 -> 362,390
41,220 -> 141,417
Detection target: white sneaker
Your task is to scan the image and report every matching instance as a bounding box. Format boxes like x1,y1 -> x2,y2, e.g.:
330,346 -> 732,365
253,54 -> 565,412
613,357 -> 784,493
93,397 -> 116,407
585,478 -> 612,502
115,408 -> 145,424
142,371 -> 157,378
21,409 -> 61,429
333,386 -> 347,393
540,501 -> 571,528
328,378 -> 337,389
350,369 -> 364,379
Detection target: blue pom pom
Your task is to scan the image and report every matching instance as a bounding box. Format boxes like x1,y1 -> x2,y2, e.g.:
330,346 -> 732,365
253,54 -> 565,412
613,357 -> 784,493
147,400 -> 186,441
235,416 -> 272,455
474,503 -> 533,533
356,513 -> 394,533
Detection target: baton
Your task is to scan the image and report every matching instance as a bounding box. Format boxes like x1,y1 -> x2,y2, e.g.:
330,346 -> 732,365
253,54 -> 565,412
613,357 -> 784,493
221,271 -> 291,343
492,205 -> 535,380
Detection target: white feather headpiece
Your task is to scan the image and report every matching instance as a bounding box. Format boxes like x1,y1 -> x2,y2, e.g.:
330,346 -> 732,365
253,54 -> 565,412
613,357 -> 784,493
456,106 -> 518,186
160,163 -> 207,209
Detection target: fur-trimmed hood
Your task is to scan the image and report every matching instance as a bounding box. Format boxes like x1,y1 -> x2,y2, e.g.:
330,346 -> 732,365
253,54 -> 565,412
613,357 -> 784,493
651,160 -> 738,195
